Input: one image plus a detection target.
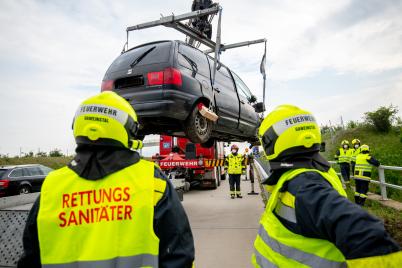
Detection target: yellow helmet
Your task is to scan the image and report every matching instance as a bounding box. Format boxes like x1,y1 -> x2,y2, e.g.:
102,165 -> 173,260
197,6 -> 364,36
341,140 -> 349,146
258,105 -> 321,161
352,138 -> 360,145
360,144 -> 370,152
73,91 -> 143,149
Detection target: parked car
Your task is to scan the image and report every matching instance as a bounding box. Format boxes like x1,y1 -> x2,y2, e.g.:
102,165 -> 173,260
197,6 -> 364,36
101,40 -> 264,146
0,164 -> 53,197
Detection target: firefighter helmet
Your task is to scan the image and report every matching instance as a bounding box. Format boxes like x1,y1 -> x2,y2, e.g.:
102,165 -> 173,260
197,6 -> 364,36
341,140 -> 349,146
360,144 -> 370,153
231,144 -> 239,151
259,105 -> 321,161
73,91 -> 143,150
352,139 -> 360,146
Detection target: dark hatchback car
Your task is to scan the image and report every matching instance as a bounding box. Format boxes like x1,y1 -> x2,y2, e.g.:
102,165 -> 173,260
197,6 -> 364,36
101,40 -> 263,145
0,164 -> 53,197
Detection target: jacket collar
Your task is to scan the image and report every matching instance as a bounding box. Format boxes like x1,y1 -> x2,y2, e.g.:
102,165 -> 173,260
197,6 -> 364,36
263,152 -> 331,185
68,145 -> 140,180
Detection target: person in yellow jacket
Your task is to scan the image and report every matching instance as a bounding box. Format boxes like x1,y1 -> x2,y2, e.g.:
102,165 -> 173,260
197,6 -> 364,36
334,140 -> 353,185
252,104 -> 401,268
225,144 -> 244,199
351,138 -> 361,174
354,144 -> 380,206
18,92 -> 195,268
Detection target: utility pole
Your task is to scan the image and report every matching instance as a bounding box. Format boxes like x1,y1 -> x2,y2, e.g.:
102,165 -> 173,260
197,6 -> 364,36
340,116 -> 344,129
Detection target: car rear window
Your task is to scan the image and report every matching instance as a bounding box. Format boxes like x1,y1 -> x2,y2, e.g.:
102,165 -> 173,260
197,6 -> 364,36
108,42 -> 172,72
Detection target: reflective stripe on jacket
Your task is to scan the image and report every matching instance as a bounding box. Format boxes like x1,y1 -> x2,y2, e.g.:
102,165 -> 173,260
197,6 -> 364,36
351,147 -> 361,162
354,154 -> 373,180
336,148 -> 352,164
38,160 -> 162,267
226,153 -> 244,174
252,168 -> 348,268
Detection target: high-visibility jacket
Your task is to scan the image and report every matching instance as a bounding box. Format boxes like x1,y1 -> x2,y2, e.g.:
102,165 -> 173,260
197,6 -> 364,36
38,160 -> 164,268
336,148 -> 352,164
226,153 -> 244,174
351,147 -> 361,162
252,168 -> 348,268
355,154 -> 373,180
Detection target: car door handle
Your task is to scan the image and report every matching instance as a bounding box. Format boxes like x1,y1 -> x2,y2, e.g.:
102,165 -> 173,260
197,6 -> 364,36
214,87 -> 221,93
240,100 -> 245,104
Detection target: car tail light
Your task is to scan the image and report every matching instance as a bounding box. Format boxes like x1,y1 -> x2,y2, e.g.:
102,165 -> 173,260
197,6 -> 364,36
147,68 -> 182,87
0,180 -> 9,188
147,71 -> 164,85
101,80 -> 114,91
164,68 -> 182,86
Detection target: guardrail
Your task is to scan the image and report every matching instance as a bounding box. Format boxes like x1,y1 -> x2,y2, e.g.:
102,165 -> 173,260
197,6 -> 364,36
328,161 -> 402,200
251,157 -> 401,202
252,157 -> 270,205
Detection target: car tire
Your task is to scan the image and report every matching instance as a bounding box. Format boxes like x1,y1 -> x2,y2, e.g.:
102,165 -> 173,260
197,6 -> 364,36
185,103 -> 213,144
19,185 -> 31,195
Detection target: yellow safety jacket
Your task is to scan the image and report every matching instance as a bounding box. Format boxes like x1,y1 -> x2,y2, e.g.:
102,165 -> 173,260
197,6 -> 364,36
337,148 -> 352,164
351,147 -> 361,163
38,160 -> 166,268
226,153 -> 244,174
252,168 -> 348,268
354,154 -> 373,181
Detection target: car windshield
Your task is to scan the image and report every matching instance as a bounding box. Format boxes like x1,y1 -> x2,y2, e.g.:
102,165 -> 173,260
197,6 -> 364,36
108,41 -> 172,71
0,169 -> 8,178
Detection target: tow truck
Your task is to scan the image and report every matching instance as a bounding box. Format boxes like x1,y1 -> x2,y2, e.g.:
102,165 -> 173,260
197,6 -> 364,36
122,0 -> 267,191
154,135 -> 226,192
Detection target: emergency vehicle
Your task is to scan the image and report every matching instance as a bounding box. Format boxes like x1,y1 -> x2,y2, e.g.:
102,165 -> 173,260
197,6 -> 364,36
153,135 -> 226,189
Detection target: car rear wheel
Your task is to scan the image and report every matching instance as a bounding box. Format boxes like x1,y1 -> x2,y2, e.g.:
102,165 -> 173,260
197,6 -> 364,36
19,185 -> 31,195
185,103 -> 213,144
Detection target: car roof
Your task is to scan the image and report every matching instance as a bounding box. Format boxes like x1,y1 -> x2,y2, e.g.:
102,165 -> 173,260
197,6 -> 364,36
123,40 -> 173,54
0,164 -> 42,169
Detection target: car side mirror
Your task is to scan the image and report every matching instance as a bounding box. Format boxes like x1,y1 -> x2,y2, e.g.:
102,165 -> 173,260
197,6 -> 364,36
253,102 -> 265,113
320,142 -> 326,152
248,95 -> 257,103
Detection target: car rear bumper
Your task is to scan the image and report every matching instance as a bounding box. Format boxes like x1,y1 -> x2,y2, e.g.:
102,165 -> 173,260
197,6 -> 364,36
0,189 -> 7,197
126,88 -> 199,121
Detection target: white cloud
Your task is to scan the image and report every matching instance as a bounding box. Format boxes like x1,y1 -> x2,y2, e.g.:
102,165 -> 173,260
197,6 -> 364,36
0,0 -> 401,155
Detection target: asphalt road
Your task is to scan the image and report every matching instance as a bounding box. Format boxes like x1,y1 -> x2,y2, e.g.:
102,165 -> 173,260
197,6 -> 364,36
182,176 -> 265,268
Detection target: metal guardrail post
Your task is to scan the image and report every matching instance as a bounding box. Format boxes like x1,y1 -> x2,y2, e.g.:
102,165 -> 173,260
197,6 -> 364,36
252,158 -> 271,205
378,166 -> 388,200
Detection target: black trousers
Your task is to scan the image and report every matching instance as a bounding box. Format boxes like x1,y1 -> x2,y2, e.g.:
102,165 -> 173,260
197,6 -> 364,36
229,174 -> 241,194
355,179 -> 369,196
351,161 -> 356,175
340,163 -> 350,182
355,179 -> 369,205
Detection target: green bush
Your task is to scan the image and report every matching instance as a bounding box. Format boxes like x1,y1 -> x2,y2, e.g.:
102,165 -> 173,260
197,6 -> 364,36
346,120 -> 359,129
0,156 -> 72,169
364,105 -> 399,132
49,149 -> 64,157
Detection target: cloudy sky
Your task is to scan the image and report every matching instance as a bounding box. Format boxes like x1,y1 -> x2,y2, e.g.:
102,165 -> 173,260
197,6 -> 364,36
0,0 -> 401,156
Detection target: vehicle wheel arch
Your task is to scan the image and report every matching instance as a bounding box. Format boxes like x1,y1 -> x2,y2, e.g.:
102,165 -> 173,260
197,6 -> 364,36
18,182 -> 32,194
184,97 -> 214,144
187,97 -> 214,119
